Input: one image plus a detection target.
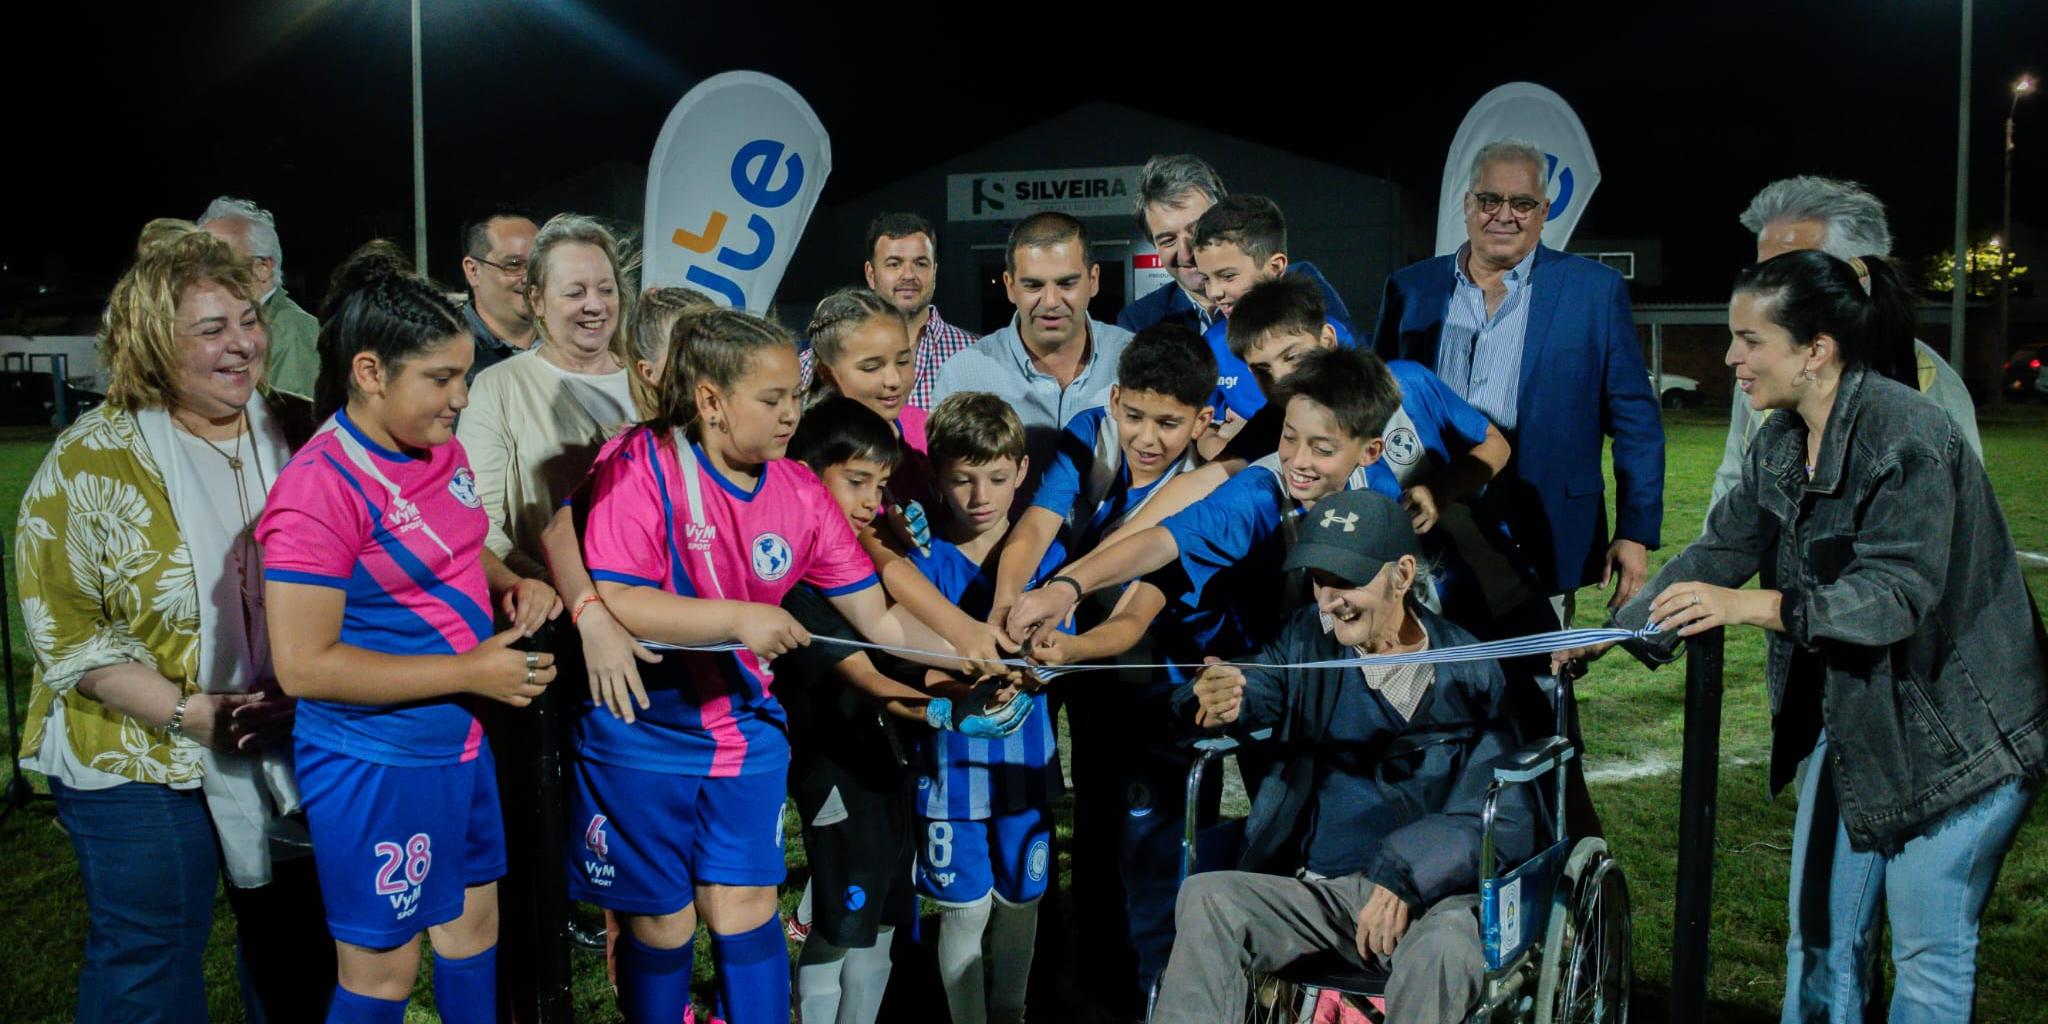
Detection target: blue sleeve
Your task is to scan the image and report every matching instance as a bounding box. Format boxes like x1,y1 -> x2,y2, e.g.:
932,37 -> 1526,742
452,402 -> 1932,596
1029,407 -> 1102,517
1159,470 -> 1285,607
1390,360 -> 1491,458
1597,272 -> 1666,548
1203,321 -> 1267,420
1115,301 -> 1144,332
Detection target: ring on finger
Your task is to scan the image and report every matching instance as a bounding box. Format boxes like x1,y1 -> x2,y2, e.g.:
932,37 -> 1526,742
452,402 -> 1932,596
526,666 -> 538,686
525,651 -> 541,669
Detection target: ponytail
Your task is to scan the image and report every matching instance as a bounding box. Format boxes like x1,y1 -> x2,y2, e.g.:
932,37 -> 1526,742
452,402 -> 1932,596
314,241 -> 467,420
1732,249 -> 1918,390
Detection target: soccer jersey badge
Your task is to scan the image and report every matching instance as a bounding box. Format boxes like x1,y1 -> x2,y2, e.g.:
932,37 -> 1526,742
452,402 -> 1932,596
448,467 -> 482,508
1383,425 -> 1421,468
751,532 -> 793,581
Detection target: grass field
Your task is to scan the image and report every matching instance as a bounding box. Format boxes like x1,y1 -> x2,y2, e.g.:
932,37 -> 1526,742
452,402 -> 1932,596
2,409 -> 2045,1022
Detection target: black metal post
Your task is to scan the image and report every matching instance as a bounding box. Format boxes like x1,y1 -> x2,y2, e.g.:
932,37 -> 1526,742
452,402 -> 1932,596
1670,630 -> 1724,1024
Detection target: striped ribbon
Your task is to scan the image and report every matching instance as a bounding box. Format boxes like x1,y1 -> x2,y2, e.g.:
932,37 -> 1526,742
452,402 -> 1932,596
640,625 -> 1653,679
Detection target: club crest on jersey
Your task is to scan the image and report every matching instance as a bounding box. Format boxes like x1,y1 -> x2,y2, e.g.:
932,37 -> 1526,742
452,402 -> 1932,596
1027,839 -> 1050,883
1384,426 -> 1421,467
751,532 -> 793,581
448,467 -> 481,508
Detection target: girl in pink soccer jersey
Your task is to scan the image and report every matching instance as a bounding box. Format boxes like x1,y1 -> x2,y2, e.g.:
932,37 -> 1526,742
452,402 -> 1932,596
257,248 -> 561,1024
570,306 -> 982,1024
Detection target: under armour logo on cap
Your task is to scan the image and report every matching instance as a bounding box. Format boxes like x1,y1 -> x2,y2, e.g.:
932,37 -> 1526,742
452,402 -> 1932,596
1321,509 -> 1359,532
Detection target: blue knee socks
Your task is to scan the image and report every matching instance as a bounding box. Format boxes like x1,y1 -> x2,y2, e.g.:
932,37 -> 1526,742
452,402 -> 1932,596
619,932 -> 695,1024
711,917 -> 790,1024
326,986 -> 406,1024
433,945 -> 498,1024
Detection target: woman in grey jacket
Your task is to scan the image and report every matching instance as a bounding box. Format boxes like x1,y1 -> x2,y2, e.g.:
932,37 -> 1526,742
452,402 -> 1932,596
1573,250 -> 2046,1022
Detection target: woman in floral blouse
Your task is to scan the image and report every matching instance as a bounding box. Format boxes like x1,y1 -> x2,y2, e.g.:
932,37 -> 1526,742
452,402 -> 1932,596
14,224 -> 334,1023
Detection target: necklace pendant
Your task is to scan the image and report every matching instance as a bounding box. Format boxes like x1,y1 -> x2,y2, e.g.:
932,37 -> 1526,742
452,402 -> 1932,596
228,457 -> 243,471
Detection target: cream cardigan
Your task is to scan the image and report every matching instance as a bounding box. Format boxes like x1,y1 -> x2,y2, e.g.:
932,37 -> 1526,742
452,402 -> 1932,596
458,348 -> 634,579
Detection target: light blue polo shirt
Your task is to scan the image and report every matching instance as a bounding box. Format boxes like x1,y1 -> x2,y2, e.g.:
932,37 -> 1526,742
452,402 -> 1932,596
929,314 -> 1134,502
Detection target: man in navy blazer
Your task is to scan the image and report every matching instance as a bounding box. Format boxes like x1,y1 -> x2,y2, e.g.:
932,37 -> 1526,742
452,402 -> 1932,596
1373,140 -> 1663,614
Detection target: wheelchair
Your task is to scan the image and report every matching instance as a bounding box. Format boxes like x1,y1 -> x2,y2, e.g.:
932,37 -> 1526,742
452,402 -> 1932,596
1163,671 -> 1631,1024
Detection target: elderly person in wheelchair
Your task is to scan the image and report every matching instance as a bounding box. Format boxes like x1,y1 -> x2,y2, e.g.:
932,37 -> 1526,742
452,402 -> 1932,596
1152,490 -> 1546,1023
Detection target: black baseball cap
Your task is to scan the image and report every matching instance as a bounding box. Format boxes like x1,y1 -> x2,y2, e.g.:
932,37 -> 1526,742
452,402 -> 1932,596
1281,490 -> 1420,586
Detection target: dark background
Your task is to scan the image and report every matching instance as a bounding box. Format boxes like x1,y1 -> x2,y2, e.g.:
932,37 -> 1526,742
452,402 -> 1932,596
4,0 -> 2043,314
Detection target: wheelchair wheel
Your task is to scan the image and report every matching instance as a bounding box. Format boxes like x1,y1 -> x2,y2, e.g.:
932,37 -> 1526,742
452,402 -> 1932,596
1552,852 -> 1631,1023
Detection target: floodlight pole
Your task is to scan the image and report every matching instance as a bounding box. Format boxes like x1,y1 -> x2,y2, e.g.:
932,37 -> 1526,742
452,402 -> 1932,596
411,0 -> 428,274
1950,0 -> 1972,369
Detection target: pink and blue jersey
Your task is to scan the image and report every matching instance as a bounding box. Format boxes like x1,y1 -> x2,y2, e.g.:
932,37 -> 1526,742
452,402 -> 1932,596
256,411 -> 494,767
912,538 -> 1064,820
579,426 -> 879,777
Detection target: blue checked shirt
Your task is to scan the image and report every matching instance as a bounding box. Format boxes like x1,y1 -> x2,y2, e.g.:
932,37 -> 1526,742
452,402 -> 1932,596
1435,245 -> 1538,430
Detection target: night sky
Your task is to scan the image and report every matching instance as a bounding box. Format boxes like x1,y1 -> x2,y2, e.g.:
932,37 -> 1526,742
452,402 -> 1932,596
7,0 -> 2043,313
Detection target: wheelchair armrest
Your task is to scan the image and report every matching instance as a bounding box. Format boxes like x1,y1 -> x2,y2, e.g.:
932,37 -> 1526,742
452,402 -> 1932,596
1492,735 -> 1576,785
1191,726 -> 1272,756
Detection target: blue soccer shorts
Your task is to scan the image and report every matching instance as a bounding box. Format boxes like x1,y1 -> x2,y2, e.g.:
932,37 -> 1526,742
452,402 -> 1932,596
915,804 -> 1053,906
566,757 -> 789,915
296,740 -> 507,949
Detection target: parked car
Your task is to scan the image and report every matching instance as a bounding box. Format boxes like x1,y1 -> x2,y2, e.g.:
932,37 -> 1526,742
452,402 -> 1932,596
2004,343 -> 2047,402
1654,371 -> 1701,409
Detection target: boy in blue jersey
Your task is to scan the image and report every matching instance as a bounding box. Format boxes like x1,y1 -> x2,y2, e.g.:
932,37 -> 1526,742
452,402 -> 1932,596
1189,195 -> 1357,445
776,397 -> 1034,1024
1006,346 -> 1404,653
1100,276 -> 1518,631
913,392 -> 1067,1024
984,323 -> 1218,1013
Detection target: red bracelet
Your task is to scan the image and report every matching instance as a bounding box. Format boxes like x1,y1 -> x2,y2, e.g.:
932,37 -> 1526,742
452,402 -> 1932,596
571,593 -> 604,625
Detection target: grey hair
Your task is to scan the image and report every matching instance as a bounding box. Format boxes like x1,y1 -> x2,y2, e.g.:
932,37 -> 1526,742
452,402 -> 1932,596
1737,176 -> 1893,259
1133,154 -> 1228,230
1467,139 -> 1550,191
196,196 -> 284,280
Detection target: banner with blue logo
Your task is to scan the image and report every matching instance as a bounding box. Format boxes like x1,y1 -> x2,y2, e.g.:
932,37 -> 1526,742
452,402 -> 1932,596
1433,82 -> 1600,256
643,71 -> 832,312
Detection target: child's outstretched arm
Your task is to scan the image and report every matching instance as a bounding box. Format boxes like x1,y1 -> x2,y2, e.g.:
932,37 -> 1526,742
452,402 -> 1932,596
268,581 -> 556,707
597,583 -> 811,662
1094,462 -> 1231,550
1029,581 -> 1168,669
857,532 -> 1017,678
1401,424 -> 1510,534
1005,526 -> 1181,644
539,502 -> 664,723
990,506 -> 1065,628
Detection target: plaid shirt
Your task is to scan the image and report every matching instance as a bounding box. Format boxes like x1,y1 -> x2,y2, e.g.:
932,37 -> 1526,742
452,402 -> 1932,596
800,305 -> 979,411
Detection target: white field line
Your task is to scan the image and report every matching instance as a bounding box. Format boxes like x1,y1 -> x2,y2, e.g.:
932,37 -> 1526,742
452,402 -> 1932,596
2019,551 -> 2048,569
1585,751 -> 1759,783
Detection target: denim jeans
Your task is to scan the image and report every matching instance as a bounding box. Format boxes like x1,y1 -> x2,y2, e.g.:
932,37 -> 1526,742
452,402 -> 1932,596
1782,732 -> 2041,1023
51,779 -> 218,1024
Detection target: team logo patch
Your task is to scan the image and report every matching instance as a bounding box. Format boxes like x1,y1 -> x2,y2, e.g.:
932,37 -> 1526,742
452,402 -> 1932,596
1383,426 -> 1421,467
751,532 -> 793,581
845,884 -> 867,911
1026,839 -> 1050,883
449,467 -> 482,508
1126,780 -> 1154,818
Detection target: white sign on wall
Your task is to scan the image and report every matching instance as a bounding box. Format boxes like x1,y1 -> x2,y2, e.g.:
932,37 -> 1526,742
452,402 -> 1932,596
946,166 -> 1144,222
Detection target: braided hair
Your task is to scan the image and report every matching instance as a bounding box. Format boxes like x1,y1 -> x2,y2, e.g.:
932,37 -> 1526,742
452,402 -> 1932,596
803,286 -> 905,405
313,241 -> 468,419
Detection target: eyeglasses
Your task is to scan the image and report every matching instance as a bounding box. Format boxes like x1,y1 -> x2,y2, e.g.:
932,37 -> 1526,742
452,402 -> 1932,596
473,255 -> 530,279
1470,192 -> 1544,219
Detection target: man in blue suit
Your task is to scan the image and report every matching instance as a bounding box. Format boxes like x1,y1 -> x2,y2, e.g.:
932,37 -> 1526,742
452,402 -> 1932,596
1372,139 -> 1663,619
1118,154 -> 1356,338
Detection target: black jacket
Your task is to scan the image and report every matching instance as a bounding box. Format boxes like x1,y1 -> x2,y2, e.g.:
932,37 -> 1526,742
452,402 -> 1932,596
1170,605 -> 1537,911
1615,366 -> 2048,853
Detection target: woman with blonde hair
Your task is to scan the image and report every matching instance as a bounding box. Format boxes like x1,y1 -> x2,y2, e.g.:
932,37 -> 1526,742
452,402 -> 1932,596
15,224 -> 333,1022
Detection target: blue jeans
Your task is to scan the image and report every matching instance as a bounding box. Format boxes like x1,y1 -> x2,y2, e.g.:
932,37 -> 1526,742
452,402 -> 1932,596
52,779 -> 219,1024
1782,732 -> 2041,1023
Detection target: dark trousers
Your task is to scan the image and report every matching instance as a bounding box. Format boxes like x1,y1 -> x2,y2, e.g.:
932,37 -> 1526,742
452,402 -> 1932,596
224,854 -> 336,1022
481,623 -> 577,1022
1067,682 -> 1218,1015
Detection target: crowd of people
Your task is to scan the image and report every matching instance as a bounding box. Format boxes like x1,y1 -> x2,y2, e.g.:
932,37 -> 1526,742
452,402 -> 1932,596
15,148 -> 2045,1024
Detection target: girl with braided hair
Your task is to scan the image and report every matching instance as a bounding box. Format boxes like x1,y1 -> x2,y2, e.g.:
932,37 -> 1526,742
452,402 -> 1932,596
258,244 -> 562,1023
